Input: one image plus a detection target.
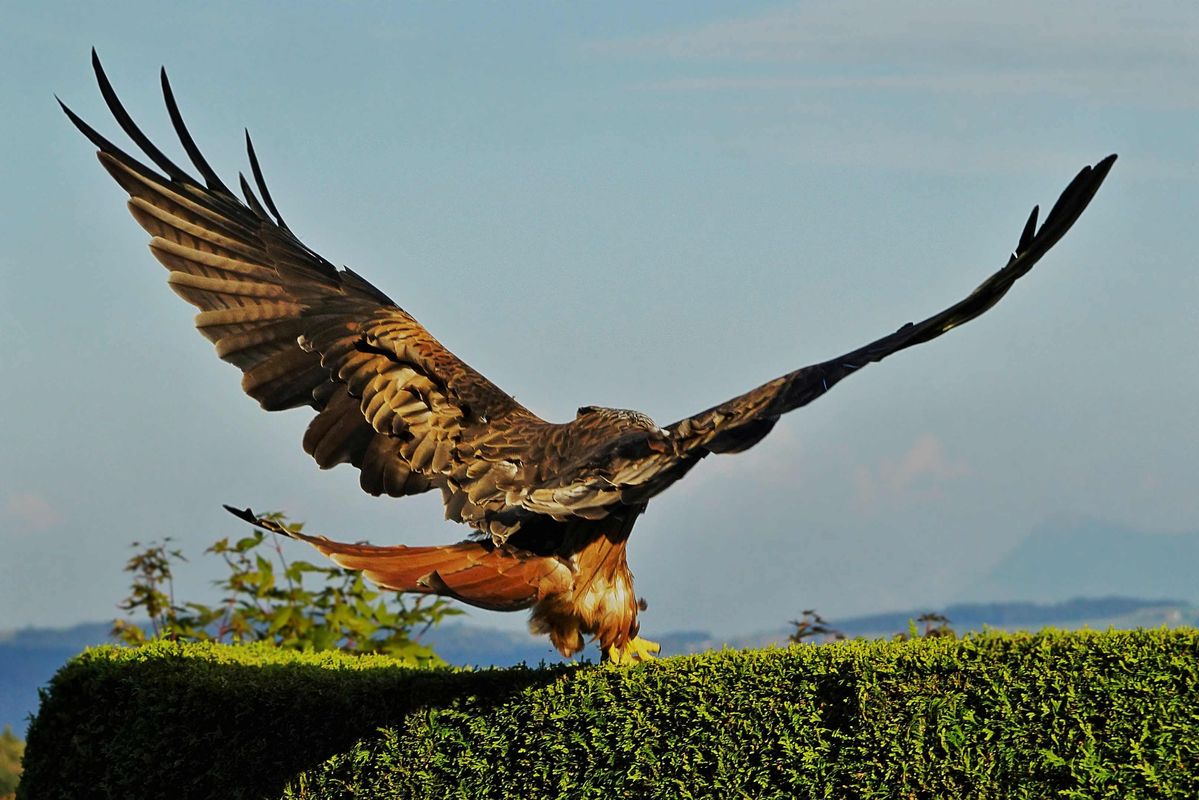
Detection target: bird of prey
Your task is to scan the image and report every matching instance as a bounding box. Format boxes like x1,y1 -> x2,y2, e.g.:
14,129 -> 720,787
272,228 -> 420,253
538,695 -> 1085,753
62,52 -> 1115,664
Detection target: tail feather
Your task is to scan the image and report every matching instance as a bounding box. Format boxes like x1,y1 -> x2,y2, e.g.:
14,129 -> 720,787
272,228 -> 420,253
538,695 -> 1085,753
223,506 -> 570,612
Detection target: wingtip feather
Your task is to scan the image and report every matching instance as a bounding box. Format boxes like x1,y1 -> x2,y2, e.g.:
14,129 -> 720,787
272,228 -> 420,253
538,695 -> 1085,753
244,128 -> 290,230
91,48 -> 197,186
160,64 -> 234,195
1018,205 -> 1039,253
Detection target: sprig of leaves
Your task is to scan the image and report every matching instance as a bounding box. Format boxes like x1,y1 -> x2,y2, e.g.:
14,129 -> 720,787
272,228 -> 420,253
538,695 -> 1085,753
788,609 -> 845,643
112,513 -> 460,666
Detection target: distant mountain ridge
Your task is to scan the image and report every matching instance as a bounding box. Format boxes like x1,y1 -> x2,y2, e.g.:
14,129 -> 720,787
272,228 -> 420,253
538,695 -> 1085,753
961,518 -> 1199,604
4,595 -> 1194,734
829,596 -> 1193,638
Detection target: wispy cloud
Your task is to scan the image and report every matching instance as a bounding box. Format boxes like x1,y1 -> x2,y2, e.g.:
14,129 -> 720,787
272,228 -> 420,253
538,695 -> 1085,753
853,433 -> 970,509
594,2 -> 1199,108
4,491 -> 64,532
641,70 -> 1125,98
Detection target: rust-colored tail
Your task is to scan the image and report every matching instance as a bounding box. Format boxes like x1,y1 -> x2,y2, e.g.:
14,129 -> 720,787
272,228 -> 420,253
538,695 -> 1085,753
224,506 -> 569,611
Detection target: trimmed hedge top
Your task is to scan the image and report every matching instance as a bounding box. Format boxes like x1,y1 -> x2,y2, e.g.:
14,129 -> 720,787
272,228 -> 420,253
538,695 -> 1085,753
20,629 -> 1199,799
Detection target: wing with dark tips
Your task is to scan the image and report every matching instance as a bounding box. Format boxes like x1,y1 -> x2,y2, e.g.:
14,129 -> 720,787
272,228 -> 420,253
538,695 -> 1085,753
512,155 -> 1117,518
63,52 -> 545,513
670,153 -> 1118,452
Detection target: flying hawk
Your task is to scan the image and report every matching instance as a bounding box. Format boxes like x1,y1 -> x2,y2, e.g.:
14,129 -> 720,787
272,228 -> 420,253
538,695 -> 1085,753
63,52 -> 1115,663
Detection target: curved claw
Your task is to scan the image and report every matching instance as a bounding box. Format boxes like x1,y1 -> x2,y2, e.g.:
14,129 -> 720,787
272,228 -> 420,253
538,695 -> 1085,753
605,636 -> 661,665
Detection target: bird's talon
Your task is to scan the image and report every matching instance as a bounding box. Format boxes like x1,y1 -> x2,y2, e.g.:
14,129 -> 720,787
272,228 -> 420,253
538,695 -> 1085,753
605,636 -> 661,665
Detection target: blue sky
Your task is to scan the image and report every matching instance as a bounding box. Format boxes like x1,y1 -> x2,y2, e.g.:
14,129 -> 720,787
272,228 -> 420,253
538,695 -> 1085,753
2,2 -> 1197,642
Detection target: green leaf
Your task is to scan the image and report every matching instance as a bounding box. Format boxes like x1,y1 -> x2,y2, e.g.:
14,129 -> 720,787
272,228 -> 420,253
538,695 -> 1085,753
268,606 -> 293,634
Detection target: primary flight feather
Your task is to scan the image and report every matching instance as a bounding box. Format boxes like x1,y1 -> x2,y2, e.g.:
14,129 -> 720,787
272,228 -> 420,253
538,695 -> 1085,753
62,51 -> 1115,663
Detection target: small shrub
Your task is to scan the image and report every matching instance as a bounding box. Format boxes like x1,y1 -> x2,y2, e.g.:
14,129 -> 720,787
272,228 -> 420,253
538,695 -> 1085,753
787,609 -> 844,643
112,514 -> 460,665
0,726 -> 23,799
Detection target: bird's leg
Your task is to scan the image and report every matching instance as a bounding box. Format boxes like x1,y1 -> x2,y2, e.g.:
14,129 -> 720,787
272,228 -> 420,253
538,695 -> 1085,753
604,636 -> 661,665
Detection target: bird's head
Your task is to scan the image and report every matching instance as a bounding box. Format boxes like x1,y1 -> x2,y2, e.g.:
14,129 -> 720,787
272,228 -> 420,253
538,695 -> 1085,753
576,406 -> 673,452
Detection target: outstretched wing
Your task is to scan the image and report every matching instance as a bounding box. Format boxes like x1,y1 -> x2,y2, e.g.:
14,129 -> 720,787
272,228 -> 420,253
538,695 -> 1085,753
64,54 -> 1115,538
63,51 -> 544,516
666,154 -> 1118,455
515,154 -> 1117,515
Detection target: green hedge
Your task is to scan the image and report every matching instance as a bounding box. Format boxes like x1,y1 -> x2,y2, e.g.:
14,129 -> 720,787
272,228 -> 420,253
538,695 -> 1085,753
19,630 -> 1199,799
